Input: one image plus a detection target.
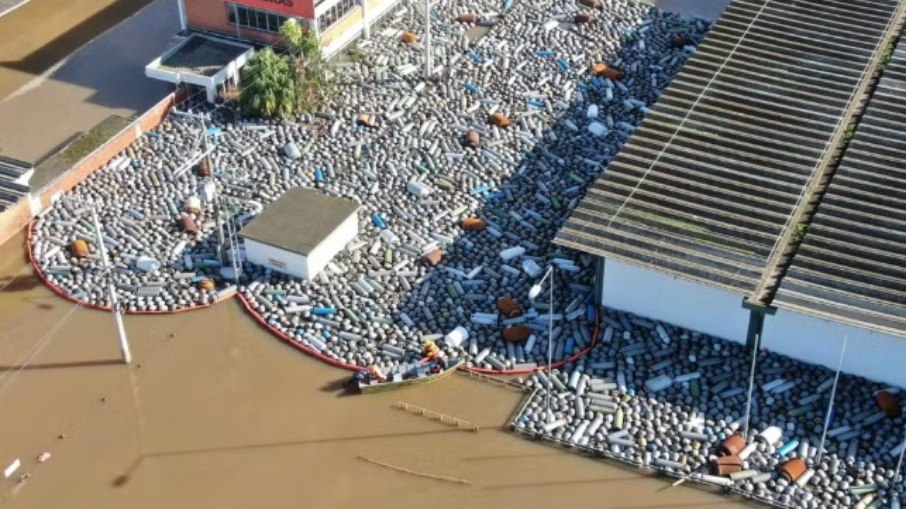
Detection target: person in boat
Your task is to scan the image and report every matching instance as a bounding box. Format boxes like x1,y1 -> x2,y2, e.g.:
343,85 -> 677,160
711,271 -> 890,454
423,340 -> 441,360
428,358 -> 447,374
422,340 -> 448,373
348,364 -> 386,386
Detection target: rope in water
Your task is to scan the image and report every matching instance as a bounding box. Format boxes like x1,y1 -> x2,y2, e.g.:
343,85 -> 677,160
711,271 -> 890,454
357,455 -> 472,485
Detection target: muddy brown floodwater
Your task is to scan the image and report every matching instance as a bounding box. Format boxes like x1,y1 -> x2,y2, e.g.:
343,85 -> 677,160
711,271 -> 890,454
0,232 -> 748,509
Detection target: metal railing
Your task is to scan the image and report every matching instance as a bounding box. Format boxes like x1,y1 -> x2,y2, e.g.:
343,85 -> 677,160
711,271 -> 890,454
508,389 -> 790,509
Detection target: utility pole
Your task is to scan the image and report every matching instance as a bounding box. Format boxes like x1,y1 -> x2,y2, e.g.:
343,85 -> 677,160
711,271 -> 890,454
361,0 -> 370,39
90,203 -> 132,364
529,266 -> 556,422
424,0 -> 433,80
742,333 -> 759,436
197,116 -> 226,263
817,334 -> 848,464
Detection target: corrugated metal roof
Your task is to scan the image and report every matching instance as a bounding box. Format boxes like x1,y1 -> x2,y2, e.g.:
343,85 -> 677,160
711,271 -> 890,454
773,46 -> 906,336
555,0 -> 903,295
0,155 -> 31,212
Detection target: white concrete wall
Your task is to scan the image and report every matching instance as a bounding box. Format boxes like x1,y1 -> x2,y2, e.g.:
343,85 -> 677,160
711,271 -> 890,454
321,0 -> 401,58
763,309 -> 906,388
600,257 -> 906,387
243,213 -> 357,281
600,258 -> 750,344
243,239 -> 310,280
306,214 -> 358,278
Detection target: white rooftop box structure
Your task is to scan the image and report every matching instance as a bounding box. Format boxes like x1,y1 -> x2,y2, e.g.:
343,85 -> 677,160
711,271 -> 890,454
239,188 -> 359,280
145,34 -> 253,103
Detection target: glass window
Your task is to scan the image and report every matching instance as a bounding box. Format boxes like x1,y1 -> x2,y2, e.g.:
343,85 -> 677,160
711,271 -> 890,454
318,0 -> 357,30
226,3 -> 291,34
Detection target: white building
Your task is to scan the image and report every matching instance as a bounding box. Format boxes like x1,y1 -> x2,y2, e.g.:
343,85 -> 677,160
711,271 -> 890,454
145,34 -> 253,103
148,0 -> 405,103
240,188 -> 359,280
557,9 -> 906,388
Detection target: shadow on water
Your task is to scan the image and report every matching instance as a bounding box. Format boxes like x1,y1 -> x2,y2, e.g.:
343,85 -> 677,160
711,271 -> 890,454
0,359 -> 121,371
0,273 -> 43,293
111,428 -> 463,487
483,475 -> 651,490
320,376 -> 362,397
461,451 -> 561,462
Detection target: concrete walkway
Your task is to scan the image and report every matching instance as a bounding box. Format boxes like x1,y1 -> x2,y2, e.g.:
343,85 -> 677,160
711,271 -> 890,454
0,0 -> 179,165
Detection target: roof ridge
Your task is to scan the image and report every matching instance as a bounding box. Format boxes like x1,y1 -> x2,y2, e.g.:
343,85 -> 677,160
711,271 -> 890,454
749,21 -> 906,306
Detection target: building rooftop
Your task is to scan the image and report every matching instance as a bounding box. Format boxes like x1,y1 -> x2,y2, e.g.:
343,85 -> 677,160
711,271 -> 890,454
0,154 -> 31,212
773,46 -> 906,336
556,0 -> 902,296
159,35 -> 250,77
239,188 -> 360,255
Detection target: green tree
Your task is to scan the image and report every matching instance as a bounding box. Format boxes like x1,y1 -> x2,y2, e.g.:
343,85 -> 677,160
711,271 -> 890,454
239,47 -> 297,119
238,20 -> 333,118
280,18 -> 319,61
280,19 -> 333,113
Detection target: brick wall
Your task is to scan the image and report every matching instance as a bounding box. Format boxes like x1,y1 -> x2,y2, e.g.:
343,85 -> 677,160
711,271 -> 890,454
0,91 -> 184,248
186,0 -> 288,46
0,200 -> 33,248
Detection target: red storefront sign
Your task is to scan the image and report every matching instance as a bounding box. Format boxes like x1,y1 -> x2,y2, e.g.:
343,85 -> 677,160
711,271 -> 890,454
235,0 -> 314,19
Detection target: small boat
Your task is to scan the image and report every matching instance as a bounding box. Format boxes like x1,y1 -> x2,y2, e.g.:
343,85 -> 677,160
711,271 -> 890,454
356,359 -> 463,394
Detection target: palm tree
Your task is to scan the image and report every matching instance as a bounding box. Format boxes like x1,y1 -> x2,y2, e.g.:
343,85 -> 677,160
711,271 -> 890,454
239,47 -> 297,119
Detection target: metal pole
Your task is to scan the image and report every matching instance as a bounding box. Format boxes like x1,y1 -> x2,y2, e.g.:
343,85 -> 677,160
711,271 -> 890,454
424,0 -> 433,80
817,334 -> 848,465
176,0 -> 187,32
361,0 -> 370,39
90,204 -> 132,364
894,424 -> 906,483
742,332 -> 759,436
200,117 -> 226,262
546,266 -> 554,422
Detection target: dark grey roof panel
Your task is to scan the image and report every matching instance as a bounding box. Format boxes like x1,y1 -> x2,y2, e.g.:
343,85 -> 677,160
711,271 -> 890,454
774,44 -> 906,337
556,0 -> 902,296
